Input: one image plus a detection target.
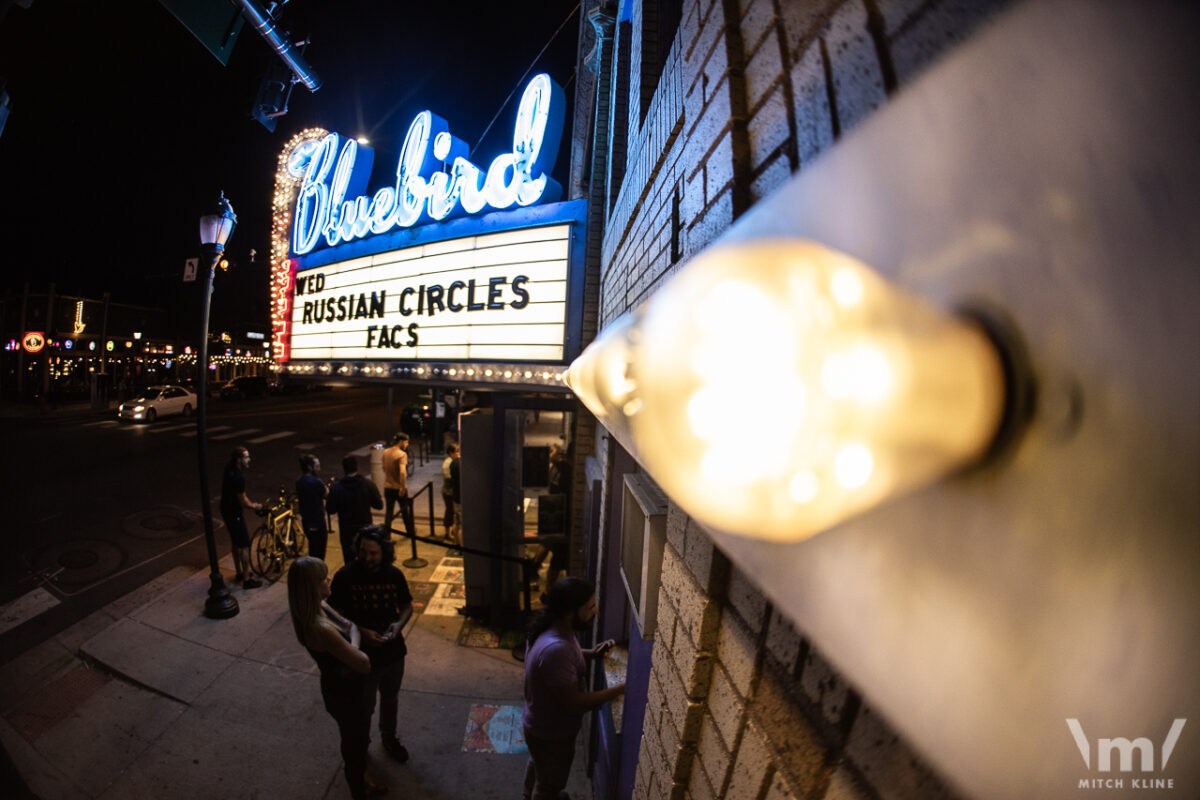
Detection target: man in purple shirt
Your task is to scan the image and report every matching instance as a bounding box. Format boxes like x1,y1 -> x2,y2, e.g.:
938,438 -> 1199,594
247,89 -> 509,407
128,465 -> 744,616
522,577 -> 624,800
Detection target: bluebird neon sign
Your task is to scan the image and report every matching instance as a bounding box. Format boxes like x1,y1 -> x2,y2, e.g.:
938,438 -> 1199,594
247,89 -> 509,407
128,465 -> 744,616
290,74 -> 565,256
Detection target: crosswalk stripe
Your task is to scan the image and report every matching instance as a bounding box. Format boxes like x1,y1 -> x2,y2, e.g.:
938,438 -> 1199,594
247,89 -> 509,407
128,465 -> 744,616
347,443 -> 378,457
213,429 -> 262,441
247,431 -> 295,444
293,442 -> 319,449
83,419 -> 118,428
149,423 -> 195,433
180,425 -> 232,438
0,587 -> 61,637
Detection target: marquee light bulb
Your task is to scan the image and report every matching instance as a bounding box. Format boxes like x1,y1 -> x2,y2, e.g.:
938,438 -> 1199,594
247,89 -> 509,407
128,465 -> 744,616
567,240 -> 1008,542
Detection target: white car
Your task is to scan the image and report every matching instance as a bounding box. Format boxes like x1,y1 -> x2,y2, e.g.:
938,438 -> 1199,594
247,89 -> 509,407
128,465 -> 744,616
118,385 -> 197,423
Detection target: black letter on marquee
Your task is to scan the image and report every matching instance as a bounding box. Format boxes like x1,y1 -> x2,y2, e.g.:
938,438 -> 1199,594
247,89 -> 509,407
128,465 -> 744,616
302,301 -> 314,324
467,279 -> 484,311
399,288 -> 415,317
447,281 -> 465,312
370,290 -> 386,319
487,276 -> 505,309
426,285 -> 446,315
407,323 -> 419,347
367,325 -> 379,347
510,275 -> 530,309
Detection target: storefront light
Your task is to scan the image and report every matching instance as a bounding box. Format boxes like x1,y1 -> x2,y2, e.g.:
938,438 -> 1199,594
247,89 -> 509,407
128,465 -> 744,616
567,240 -> 1013,542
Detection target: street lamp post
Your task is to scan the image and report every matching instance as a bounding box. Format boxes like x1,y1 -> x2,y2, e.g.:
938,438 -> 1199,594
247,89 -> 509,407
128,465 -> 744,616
197,192 -> 239,619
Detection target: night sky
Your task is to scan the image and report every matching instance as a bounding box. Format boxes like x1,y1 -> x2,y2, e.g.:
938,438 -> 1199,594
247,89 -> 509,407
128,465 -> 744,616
0,0 -> 581,309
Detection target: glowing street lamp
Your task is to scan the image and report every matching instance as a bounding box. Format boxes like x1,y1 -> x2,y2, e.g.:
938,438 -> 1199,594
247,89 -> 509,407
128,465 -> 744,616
197,192 -> 239,619
568,240 -> 1017,542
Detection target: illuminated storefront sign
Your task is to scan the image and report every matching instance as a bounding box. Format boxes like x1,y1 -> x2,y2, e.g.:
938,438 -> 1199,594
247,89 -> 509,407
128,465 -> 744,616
270,73 -> 583,371
290,74 -> 564,257
288,219 -> 578,362
22,332 -> 45,353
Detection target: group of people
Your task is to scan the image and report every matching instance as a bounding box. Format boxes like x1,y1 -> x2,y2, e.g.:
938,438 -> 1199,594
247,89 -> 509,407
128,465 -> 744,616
294,432 -> 462,566
288,527 -> 413,798
288,559 -> 624,800
223,437 -> 615,800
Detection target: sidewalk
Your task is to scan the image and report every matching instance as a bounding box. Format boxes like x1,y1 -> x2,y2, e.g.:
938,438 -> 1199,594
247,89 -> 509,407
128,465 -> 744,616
0,454 -> 590,799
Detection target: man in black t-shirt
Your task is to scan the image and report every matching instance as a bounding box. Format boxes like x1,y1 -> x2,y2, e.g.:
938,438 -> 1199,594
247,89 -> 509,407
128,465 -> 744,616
220,446 -> 264,588
330,525 -> 414,764
326,456 -> 383,565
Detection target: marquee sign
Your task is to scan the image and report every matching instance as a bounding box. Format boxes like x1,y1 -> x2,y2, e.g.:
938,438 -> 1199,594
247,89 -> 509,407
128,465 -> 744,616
288,221 -> 574,362
271,73 -> 583,369
290,74 -> 564,257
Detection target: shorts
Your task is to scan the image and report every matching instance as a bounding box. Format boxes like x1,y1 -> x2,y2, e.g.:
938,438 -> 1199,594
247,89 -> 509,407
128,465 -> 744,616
222,512 -> 251,548
442,492 -> 455,527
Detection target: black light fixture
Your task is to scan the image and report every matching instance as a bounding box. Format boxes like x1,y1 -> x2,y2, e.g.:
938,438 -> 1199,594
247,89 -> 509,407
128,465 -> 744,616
197,192 -> 239,619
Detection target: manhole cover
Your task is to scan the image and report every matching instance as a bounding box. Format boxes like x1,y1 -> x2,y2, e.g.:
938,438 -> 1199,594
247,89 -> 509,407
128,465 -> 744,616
57,548 -> 100,569
30,540 -> 125,588
122,506 -> 202,540
140,514 -> 187,531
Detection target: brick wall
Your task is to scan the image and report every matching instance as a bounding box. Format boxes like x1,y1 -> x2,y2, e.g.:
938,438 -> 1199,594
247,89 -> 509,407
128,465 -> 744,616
588,0 -> 1013,797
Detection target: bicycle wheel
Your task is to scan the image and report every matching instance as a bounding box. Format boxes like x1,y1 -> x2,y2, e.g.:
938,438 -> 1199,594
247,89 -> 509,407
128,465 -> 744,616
252,527 -> 285,583
282,516 -> 307,559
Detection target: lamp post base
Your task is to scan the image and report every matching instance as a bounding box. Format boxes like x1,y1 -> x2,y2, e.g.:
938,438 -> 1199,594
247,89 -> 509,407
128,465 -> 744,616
204,574 -> 240,619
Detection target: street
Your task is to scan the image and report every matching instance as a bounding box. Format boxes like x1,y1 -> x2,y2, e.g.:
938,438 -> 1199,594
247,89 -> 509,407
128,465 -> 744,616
0,385 -> 418,662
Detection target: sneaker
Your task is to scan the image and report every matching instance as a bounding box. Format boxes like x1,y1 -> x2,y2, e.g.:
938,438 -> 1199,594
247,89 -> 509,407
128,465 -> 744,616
382,736 -> 409,764
242,577 -> 263,589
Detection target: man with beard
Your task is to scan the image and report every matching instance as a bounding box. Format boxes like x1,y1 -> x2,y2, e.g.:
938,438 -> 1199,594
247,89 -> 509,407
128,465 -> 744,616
220,446 -> 264,588
329,525 -> 414,765
522,577 -> 623,800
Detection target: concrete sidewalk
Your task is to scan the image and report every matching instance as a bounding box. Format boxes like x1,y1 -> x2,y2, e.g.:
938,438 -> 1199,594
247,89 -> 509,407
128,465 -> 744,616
0,452 -> 589,799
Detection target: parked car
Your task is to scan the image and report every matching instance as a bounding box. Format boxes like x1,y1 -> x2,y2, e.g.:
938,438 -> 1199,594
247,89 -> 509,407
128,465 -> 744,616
118,385 -> 197,423
220,375 -> 269,400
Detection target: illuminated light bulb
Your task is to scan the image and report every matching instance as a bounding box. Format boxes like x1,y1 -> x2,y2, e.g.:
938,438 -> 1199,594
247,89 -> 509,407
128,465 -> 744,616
566,240 -> 1009,542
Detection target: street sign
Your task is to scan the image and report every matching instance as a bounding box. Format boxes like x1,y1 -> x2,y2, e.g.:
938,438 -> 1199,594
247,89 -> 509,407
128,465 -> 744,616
184,257 -> 198,282
156,0 -> 245,66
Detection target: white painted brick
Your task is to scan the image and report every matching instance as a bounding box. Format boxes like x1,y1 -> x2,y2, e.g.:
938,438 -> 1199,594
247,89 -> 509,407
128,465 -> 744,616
706,663 -> 745,747
790,39 -> 835,165
846,704 -> 958,800
728,563 -> 769,632
724,720 -> 773,800
717,611 -> 759,697
800,643 -> 851,726
826,0 -> 886,133
765,607 -> 802,672
696,710 -> 732,791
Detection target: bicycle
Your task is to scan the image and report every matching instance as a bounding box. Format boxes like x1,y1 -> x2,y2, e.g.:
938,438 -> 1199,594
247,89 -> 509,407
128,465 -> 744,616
251,486 -> 307,582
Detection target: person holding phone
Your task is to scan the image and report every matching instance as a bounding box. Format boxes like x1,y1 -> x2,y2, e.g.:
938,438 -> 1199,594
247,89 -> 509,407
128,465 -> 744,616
522,577 -> 624,800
